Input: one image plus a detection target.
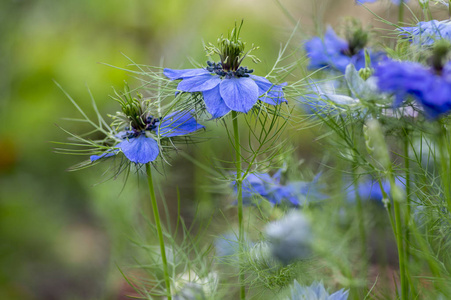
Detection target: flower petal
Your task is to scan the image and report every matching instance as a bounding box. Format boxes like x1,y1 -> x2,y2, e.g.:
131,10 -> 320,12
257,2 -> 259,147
176,74 -> 221,92
202,86 -> 231,118
219,77 -> 259,113
250,75 -> 287,105
157,110 -> 205,137
117,135 -> 159,164
163,68 -> 210,80
90,150 -> 119,162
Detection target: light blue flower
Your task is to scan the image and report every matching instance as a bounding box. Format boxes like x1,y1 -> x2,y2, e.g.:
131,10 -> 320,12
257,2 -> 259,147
164,63 -> 286,118
399,20 -> 451,45
265,211 -> 312,264
90,110 -> 205,164
289,280 -> 349,300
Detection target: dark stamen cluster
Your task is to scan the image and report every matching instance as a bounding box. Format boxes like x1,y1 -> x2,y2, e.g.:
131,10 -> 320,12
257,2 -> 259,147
206,61 -> 254,78
122,116 -> 162,139
145,116 -> 162,131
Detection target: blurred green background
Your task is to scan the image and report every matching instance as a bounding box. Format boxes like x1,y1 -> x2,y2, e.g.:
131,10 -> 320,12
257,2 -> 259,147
0,0 -> 414,299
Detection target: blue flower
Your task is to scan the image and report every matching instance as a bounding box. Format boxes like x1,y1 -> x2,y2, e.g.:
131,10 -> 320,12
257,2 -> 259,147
233,171 -> 326,207
90,110 -> 205,164
304,27 -> 384,73
164,63 -> 287,118
265,211 -> 312,264
289,280 -> 349,300
347,177 -> 405,205
375,60 -> 451,118
399,20 -> 451,45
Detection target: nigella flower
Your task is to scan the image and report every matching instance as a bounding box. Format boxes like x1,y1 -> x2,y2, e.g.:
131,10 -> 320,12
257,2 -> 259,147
288,280 -> 349,300
399,20 -> 451,45
89,90 -> 205,164
347,177 -> 405,205
232,171 -> 326,207
164,22 -> 286,118
265,211 -> 312,265
304,26 -> 385,73
375,59 -> 451,118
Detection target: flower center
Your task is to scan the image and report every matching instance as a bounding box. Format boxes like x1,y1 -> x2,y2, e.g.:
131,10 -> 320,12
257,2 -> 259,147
206,61 -> 254,78
122,116 -> 162,139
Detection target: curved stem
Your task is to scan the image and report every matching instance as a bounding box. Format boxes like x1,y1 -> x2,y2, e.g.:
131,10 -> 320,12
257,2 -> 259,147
232,111 -> 246,300
146,163 -> 171,300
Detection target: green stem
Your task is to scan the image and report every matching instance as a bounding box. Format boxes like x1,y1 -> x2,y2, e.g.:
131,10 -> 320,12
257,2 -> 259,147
392,187 -> 408,300
398,0 -> 404,25
379,176 -> 408,299
146,163 -> 171,300
438,122 -> 451,213
232,111 -> 245,300
403,131 -> 411,261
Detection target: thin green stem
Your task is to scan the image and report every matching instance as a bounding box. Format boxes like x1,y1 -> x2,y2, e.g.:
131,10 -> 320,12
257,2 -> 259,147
438,122 -> 451,213
379,175 -> 408,299
392,188 -> 408,300
146,163 -> 171,300
403,131 -> 411,261
398,0 -> 404,25
232,111 -> 245,300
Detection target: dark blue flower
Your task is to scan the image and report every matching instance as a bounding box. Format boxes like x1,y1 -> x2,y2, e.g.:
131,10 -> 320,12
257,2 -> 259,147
304,27 -> 385,73
289,280 -> 349,300
164,64 -> 287,118
375,60 -> 451,118
90,110 -> 205,164
399,20 -> 451,45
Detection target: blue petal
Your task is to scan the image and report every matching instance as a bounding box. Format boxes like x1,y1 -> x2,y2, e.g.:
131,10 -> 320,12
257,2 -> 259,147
163,68 -> 210,80
202,86 -> 231,118
90,150 -> 119,162
177,74 -> 221,92
250,75 -> 287,105
219,77 -> 259,113
117,135 -> 159,164
157,110 -> 205,137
